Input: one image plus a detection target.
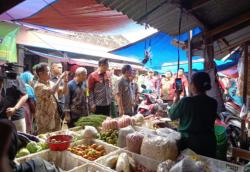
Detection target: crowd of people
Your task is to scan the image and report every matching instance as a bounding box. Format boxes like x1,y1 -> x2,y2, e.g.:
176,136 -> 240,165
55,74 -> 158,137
0,57 -> 222,162
0,58 -> 193,135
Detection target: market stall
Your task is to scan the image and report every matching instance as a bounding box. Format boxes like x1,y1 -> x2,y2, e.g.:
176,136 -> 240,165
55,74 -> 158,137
13,111 -> 246,172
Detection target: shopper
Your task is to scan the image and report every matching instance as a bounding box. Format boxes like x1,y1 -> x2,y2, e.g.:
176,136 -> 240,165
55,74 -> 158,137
0,64 -> 28,132
64,67 -> 88,128
20,71 -> 36,134
50,62 -> 67,109
161,71 -> 174,104
34,63 -> 68,134
116,65 -> 134,116
130,70 -> 140,114
88,58 -> 112,116
169,72 -> 217,158
145,70 -> 156,91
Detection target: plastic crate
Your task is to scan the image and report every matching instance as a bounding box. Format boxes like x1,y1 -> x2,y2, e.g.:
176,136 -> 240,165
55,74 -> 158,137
96,149 -> 161,172
70,139 -> 119,161
69,126 -> 83,132
200,155 -> 245,172
70,163 -> 113,172
16,150 -> 87,171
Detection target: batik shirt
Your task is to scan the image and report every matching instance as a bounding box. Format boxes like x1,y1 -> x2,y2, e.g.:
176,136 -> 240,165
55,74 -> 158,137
34,80 -> 61,134
88,70 -> 112,107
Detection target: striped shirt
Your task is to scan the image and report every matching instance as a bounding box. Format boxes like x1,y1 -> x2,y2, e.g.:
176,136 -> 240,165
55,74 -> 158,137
88,70 -> 112,107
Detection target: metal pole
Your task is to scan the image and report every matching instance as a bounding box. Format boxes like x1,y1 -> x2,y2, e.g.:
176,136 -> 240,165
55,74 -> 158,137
188,30 -> 193,81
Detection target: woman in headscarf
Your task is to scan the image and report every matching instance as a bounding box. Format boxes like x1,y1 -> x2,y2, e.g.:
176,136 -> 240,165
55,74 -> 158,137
20,71 -> 36,134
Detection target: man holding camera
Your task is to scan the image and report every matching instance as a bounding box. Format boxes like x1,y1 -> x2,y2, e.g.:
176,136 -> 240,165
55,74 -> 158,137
0,64 -> 28,132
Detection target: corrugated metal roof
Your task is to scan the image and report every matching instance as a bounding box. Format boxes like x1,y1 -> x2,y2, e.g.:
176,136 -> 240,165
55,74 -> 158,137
97,0 -> 250,36
192,25 -> 250,59
98,0 -> 198,35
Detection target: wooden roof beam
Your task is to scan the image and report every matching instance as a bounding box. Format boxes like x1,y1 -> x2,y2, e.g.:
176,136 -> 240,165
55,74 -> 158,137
184,0 -> 212,11
205,10 -> 250,39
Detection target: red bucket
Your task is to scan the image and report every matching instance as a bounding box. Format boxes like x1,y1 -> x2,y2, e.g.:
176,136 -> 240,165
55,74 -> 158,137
47,135 -> 73,151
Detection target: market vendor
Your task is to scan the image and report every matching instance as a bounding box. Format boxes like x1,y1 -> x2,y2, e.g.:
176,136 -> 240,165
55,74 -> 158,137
169,72 -> 217,158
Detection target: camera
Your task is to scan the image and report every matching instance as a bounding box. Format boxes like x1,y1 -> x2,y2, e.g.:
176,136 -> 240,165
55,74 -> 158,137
0,63 -> 22,80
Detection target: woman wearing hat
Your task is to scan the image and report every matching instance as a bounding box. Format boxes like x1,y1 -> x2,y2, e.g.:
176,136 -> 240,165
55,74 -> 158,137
169,72 -> 217,158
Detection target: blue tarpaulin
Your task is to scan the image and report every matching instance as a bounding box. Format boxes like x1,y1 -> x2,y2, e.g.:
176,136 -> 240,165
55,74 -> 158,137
110,31 -> 241,73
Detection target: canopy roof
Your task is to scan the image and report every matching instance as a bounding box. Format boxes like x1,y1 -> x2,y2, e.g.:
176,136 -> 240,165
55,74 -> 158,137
0,0 -> 137,34
110,31 -> 201,70
98,0 -> 250,36
110,31 -> 242,73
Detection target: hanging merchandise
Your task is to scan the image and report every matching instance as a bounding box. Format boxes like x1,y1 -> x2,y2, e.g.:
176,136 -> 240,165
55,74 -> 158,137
142,0 -> 153,65
237,52 -> 244,97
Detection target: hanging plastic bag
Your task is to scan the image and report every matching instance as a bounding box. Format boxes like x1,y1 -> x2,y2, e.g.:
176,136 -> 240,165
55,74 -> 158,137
240,104 -> 247,118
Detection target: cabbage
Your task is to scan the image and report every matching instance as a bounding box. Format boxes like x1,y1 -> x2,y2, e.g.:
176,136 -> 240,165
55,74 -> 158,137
38,142 -> 48,150
16,148 -> 30,158
26,141 -> 42,153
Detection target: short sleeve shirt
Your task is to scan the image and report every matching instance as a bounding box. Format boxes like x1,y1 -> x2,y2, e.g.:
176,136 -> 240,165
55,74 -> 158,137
34,80 -> 61,134
117,77 -> 134,115
0,77 -> 26,121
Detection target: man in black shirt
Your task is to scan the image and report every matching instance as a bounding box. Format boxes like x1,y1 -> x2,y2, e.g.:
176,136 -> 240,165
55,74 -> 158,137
0,75 -> 28,132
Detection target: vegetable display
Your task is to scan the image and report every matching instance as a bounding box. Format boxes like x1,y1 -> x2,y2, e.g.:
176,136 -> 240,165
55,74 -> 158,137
99,129 -> 118,146
68,143 -> 106,161
16,141 -> 48,158
75,115 -> 107,129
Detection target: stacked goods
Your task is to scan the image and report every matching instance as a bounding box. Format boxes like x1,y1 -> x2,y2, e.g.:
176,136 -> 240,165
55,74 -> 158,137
141,136 -> 178,161
126,132 -> 144,154
75,115 -> 106,129
99,129 -> 119,146
118,126 -> 135,148
102,118 -> 119,131
68,143 -> 106,161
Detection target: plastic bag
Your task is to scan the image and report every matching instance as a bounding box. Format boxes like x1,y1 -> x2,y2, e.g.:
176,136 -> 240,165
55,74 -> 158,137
240,104 -> 247,118
169,157 -> 206,172
83,126 -> 98,140
156,128 -> 181,141
141,135 -> 178,161
117,126 -> 135,148
157,160 -> 175,172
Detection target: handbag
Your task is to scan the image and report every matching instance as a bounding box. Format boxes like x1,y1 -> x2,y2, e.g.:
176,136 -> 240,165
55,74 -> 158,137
52,94 -> 65,120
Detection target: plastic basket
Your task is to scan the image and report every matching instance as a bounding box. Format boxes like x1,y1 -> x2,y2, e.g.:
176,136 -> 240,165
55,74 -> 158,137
16,150 -> 87,171
70,163 -> 113,172
70,139 -> 119,161
96,149 -> 161,172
